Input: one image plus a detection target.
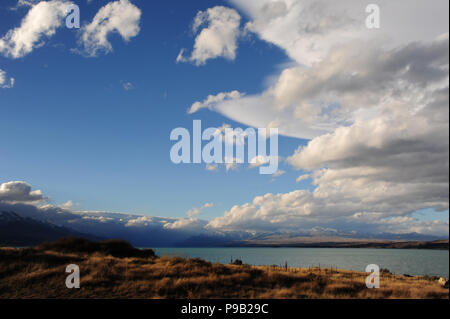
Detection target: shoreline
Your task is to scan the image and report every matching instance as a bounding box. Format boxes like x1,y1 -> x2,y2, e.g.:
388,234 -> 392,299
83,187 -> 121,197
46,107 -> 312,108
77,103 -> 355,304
0,238 -> 448,299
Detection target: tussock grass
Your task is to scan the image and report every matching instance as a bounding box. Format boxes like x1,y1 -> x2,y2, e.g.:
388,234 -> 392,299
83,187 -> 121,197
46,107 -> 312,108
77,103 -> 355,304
0,238 -> 448,299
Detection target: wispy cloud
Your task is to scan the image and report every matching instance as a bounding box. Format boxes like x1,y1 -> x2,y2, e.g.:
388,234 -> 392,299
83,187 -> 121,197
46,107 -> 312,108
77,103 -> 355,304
0,69 -> 15,88
121,81 -> 134,91
186,202 -> 214,217
188,90 -> 242,114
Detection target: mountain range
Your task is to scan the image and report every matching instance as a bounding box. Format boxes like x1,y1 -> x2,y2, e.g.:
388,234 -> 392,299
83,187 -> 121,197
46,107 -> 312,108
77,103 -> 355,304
1,209 -> 447,248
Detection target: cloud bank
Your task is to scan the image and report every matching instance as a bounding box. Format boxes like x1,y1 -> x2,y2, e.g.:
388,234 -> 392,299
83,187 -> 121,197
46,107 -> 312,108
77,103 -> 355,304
1,180 -> 448,243
190,0 -> 449,235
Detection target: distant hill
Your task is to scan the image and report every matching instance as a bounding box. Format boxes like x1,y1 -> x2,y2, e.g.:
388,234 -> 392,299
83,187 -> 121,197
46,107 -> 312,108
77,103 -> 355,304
225,235 -> 449,249
0,211 -> 97,246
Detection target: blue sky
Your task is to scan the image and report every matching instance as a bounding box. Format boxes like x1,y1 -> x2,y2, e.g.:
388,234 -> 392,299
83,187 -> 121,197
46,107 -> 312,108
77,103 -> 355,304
0,0 -> 310,219
0,0 -> 448,237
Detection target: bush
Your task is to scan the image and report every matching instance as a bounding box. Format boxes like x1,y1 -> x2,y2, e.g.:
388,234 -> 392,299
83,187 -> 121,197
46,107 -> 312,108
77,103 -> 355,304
232,259 -> 243,265
35,237 -> 155,258
380,268 -> 392,275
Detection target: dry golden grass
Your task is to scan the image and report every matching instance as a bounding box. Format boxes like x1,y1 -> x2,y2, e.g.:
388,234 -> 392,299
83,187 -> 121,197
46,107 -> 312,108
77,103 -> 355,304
0,238 -> 448,299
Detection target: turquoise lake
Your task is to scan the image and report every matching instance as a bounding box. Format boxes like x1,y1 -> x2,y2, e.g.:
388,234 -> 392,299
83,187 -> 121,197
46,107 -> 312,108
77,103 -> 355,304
153,247 -> 449,277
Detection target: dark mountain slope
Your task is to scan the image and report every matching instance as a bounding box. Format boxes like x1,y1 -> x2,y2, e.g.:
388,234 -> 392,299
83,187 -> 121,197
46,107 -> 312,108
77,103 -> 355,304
0,211 -> 96,246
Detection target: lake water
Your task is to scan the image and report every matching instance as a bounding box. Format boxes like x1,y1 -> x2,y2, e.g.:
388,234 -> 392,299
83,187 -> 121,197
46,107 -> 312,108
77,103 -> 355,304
153,247 -> 449,277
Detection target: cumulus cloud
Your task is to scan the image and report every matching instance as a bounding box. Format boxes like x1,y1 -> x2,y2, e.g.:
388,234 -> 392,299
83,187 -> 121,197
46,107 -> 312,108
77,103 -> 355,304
125,216 -> 154,227
0,69 -> 15,88
163,218 -> 208,232
191,0 -> 449,139
79,0 -> 141,57
194,34 -> 449,139
0,181 -> 44,203
207,188 -> 449,236
207,49 -> 449,233
178,6 -> 241,65
0,0 -> 72,59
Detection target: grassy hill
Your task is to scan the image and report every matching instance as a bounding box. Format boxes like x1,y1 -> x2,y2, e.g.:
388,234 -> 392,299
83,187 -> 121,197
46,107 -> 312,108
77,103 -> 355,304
0,238 -> 448,299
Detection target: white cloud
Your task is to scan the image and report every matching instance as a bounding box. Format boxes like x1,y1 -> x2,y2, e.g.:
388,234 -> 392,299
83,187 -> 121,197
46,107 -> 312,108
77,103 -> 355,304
179,6 -> 241,65
296,174 -> 310,183
0,181 -> 44,203
121,81 -> 134,90
186,202 -> 214,217
175,48 -> 186,63
207,187 -> 449,236
233,0 -> 449,65
203,202 -> 214,209
272,170 -> 285,177
60,200 -> 74,209
79,0 -> 141,57
1,180 -> 447,239
187,208 -> 201,217
82,215 -> 113,223
206,164 -> 218,171
192,0 -> 449,140
163,218 -> 207,232
125,216 -> 154,227
194,34 -> 449,139
249,155 -> 280,168
207,91 -> 449,231
225,157 -> 239,172
202,1 -> 449,236
0,0 -> 72,58
188,90 -> 242,114
248,155 -> 267,168
0,69 -> 15,88
238,0 -> 367,66
207,78 -> 449,233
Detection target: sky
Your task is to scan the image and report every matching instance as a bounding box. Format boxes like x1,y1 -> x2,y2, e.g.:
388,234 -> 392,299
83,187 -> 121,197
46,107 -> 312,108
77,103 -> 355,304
0,0 -> 449,238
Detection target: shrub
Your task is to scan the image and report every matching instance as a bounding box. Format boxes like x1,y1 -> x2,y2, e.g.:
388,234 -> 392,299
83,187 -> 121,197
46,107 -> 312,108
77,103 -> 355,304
35,237 -> 155,258
232,259 -> 243,265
